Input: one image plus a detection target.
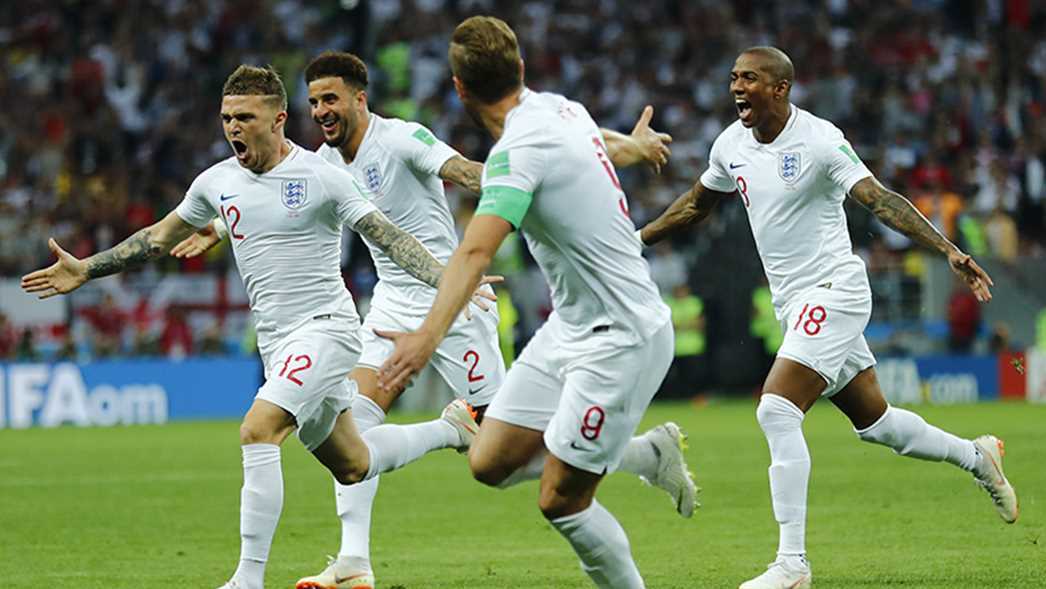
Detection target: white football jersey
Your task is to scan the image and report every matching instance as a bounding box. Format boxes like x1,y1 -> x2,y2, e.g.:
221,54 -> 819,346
476,89 -> 670,345
175,141 -> 378,353
316,114 -> 460,312
700,105 -> 873,318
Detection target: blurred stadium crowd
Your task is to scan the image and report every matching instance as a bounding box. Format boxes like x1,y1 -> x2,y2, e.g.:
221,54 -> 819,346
1,1 -> 1044,391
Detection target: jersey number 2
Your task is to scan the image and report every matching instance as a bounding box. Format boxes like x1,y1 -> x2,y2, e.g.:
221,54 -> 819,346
463,350 -> 484,383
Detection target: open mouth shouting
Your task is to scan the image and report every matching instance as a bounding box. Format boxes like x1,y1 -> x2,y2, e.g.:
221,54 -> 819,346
735,98 -> 753,125
231,139 -> 249,163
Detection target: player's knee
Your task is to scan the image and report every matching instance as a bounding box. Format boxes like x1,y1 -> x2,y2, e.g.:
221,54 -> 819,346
469,452 -> 508,487
239,421 -> 278,445
331,463 -> 368,486
537,487 -> 585,520
756,393 -> 804,435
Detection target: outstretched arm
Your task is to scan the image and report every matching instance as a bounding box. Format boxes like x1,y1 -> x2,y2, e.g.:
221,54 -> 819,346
602,105 -> 672,173
376,215 -> 512,391
439,155 -> 484,194
638,181 -> 730,245
21,211 -> 199,298
849,176 -> 993,301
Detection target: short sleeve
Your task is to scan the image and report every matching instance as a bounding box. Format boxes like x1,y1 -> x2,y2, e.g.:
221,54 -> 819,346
699,132 -> 736,193
174,173 -> 218,228
317,162 -> 379,229
823,138 -> 872,193
397,122 -> 461,177
475,143 -> 545,229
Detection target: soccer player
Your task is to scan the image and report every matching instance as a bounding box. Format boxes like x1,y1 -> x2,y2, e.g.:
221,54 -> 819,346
376,16 -> 686,589
638,47 -> 1018,589
175,51 -> 692,589
20,65 -> 499,589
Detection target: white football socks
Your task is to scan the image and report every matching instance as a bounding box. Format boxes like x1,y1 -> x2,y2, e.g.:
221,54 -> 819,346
856,405 -> 979,471
335,396 -> 386,566
618,433 -> 659,481
234,443 -> 283,589
550,499 -> 645,588
361,417 -> 459,480
756,394 -> 810,558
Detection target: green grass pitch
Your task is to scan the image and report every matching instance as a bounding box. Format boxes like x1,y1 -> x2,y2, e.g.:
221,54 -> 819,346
2,400 -> 1043,588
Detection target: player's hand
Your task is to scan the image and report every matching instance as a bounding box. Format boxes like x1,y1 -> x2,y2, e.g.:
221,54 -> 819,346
374,329 -> 439,392
20,238 -> 89,299
631,105 -> 672,174
948,249 -> 993,302
171,226 -> 221,258
464,274 -> 503,319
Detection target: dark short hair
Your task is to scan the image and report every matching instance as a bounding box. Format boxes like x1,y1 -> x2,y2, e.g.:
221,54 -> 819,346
222,65 -> 288,109
449,16 -> 522,104
740,46 -> 795,84
305,51 -> 369,90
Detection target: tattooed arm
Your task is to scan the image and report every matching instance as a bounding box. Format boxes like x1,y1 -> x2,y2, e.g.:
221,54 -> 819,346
354,210 -> 444,287
21,211 -> 199,298
638,181 -> 731,246
849,176 -> 993,301
439,155 -> 483,194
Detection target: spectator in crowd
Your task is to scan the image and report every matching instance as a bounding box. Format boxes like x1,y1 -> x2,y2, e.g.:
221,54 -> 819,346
1,1 -> 1043,367
948,276 -> 983,353
0,311 -> 17,359
82,293 -> 125,358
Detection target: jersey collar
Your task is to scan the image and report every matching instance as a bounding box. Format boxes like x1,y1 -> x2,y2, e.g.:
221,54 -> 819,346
749,103 -> 799,148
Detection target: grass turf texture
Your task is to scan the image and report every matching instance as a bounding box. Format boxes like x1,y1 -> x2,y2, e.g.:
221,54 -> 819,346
2,400 -> 1043,588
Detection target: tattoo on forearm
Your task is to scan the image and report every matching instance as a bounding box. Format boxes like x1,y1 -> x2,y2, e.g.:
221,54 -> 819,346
853,180 -> 952,254
85,228 -> 164,279
441,157 -> 483,194
356,211 -> 443,287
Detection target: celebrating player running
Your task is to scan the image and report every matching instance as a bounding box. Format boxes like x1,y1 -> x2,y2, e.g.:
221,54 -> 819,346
638,46 -> 1016,589
376,16 -> 696,589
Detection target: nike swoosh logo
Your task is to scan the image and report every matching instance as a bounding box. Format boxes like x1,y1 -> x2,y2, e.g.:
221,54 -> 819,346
219,193 -> 239,201
569,441 -> 593,452
468,387 -> 486,395
729,162 -> 746,169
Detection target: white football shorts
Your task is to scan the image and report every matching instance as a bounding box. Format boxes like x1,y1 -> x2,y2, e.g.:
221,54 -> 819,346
256,315 -> 362,451
358,292 -> 504,407
776,283 -> 877,397
486,314 -> 674,475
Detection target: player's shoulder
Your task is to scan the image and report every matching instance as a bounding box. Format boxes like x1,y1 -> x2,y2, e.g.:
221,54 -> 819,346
496,91 -> 565,149
371,113 -> 440,151
192,156 -> 240,187
794,106 -> 847,145
313,141 -> 341,165
709,119 -> 746,156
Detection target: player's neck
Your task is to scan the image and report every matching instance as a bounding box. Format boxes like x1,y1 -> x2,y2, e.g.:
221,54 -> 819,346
753,103 -> 792,144
253,139 -> 292,174
339,111 -> 370,163
480,89 -> 524,141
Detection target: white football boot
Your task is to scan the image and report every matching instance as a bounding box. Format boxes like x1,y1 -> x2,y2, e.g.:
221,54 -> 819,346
972,435 -> 1019,523
217,579 -> 247,589
739,555 -> 812,589
441,399 -> 480,451
295,556 -> 375,589
639,422 -> 700,518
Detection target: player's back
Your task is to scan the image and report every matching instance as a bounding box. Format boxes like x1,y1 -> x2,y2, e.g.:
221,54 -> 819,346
701,106 -> 873,317
316,115 -> 459,311
178,143 -> 377,353
480,90 -> 669,345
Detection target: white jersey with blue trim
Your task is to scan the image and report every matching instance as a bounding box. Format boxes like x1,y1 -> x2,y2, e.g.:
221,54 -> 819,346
700,105 -> 874,318
175,141 -> 378,352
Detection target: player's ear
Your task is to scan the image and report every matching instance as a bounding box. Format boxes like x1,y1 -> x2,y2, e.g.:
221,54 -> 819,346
272,109 -> 288,133
775,79 -> 791,101
452,76 -> 467,100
